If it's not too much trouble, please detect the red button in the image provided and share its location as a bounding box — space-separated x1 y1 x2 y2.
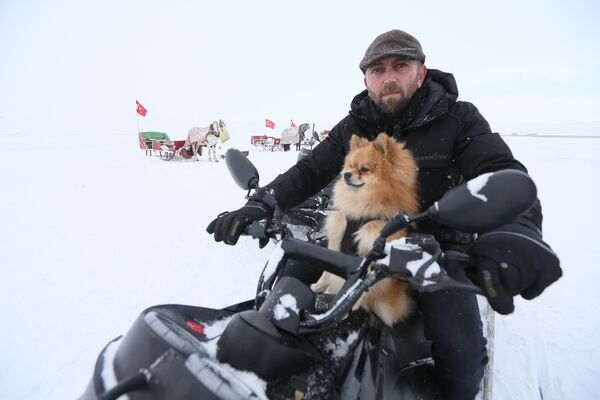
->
186 320 205 334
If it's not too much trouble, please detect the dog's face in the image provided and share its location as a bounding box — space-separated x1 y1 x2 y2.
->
341 133 413 191
341 149 380 190
333 133 419 217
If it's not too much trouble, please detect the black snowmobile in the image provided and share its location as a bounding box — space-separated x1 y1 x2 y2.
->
80 149 537 400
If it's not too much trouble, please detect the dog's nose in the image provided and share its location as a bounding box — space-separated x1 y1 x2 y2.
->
344 172 352 181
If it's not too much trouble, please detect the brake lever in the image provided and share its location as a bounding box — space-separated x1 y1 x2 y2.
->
414 273 484 295
379 262 484 295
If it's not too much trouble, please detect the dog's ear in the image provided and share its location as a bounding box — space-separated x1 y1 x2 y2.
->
373 133 394 159
350 135 368 150
378 136 416 176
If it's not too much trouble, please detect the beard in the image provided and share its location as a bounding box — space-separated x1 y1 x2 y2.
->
370 80 419 117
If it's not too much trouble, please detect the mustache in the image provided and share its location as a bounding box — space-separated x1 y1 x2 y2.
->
381 84 403 96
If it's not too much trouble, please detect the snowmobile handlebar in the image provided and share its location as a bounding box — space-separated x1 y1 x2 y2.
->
226 150 537 331
280 238 364 279
242 218 484 333
293 234 483 333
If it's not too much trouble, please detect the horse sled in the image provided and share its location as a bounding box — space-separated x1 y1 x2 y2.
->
138 131 186 160
138 120 230 162
250 135 281 151
250 124 315 152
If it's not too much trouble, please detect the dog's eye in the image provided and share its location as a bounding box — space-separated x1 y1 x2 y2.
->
360 166 370 174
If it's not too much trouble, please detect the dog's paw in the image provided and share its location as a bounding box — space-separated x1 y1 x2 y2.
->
311 273 329 293
311 272 345 295
311 282 326 293
326 274 345 294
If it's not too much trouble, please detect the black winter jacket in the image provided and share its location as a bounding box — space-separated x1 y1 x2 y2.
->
267 69 543 245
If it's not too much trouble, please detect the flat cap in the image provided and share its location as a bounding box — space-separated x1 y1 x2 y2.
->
359 29 426 73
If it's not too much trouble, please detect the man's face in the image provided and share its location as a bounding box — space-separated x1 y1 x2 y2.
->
364 57 427 116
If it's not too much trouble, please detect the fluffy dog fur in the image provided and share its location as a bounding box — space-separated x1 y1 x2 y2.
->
311 133 419 326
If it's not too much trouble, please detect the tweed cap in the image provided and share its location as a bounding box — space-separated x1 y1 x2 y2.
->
359 29 426 73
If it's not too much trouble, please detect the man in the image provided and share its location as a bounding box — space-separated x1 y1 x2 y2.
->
207 29 561 399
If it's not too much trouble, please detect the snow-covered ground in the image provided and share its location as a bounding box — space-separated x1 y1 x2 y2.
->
1 133 599 399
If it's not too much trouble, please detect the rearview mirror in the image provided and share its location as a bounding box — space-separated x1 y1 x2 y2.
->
427 169 537 232
225 149 260 190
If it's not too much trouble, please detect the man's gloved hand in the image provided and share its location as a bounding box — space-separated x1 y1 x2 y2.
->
206 189 274 247
468 224 562 315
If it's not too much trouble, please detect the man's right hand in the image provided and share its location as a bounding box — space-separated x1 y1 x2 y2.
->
468 224 562 315
206 199 272 246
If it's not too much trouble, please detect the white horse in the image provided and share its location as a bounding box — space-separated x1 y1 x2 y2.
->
205 119 228 162
205 122 220 162
181 120 227 162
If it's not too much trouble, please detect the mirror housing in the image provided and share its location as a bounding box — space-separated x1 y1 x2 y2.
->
427 169 537 233
225 149 260 190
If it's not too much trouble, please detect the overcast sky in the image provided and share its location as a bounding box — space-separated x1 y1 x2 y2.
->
1 0 599 137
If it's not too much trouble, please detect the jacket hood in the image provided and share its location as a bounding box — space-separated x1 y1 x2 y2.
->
349 68 459 129
427 69 458 102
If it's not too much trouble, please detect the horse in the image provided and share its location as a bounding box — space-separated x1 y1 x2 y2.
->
205 121 221 162
180 126 208 161
205 119 230 162
180 119 228 162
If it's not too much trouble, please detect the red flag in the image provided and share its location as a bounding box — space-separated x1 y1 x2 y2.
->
265 118 275 129
290 119 297 128
136 100 147 117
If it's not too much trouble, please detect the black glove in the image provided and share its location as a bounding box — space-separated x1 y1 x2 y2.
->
468 224 562 315
206 190 274 247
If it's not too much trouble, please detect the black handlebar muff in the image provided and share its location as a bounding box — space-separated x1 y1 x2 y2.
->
281 238 363 279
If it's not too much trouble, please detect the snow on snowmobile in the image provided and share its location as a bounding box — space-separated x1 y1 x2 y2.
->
80 149 538 400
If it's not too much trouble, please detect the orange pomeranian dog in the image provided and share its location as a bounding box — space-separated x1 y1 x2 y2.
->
311 133 419 326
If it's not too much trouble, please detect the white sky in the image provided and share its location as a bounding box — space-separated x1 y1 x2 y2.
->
1 0 599 136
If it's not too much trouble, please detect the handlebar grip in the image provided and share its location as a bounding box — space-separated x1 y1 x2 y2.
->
437 250 483 295
281 238 363 279
244 220 268 239
444 250 476 269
